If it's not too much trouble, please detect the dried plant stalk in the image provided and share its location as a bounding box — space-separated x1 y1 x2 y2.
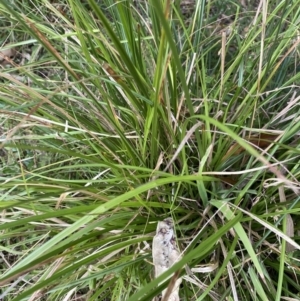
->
152 218 182 301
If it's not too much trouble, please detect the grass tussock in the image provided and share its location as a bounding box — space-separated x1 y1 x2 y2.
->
0 0 300 300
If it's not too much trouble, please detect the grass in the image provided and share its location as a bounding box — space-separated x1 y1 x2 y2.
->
0 0 300 300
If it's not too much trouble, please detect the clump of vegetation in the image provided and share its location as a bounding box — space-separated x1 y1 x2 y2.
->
0 0 299 300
